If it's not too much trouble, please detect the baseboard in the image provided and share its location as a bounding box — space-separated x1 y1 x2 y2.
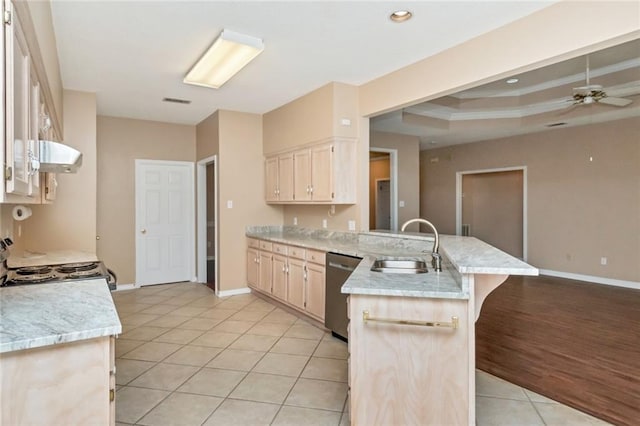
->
112 283 137 292
539 269 640 290
217 287 252 298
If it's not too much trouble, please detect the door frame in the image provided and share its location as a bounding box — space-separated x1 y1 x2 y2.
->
196 155 219 293
455 166 527 261
135 159 196 286
369 148 398 231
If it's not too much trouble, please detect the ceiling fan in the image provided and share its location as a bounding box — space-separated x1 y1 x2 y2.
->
571 56 633 107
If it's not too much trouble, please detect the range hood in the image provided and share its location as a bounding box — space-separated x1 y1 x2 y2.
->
38 140 83 173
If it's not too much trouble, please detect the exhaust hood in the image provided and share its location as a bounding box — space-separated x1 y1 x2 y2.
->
38 140 83 173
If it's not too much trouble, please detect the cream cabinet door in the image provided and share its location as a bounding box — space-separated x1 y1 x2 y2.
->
247 247 259 288
265 157 279 202
278 153 294 202
305 262 326 320
258 250 272 294
272 254 288 301
287 257 305 310
28 68 40 196
5 5 31 196
293 149 311 201
310 143 333 201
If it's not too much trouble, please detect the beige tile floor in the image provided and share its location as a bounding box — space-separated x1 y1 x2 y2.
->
112 282 611 426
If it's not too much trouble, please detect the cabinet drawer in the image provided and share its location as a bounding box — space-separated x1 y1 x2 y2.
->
259 241 273 251
288 246 306 260
306 249 325 265
247 238 260 249
273 244 288 255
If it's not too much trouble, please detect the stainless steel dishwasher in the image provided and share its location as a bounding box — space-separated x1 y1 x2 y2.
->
325 252 362 341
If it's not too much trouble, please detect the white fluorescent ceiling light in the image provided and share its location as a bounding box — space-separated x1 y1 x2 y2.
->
184 29 264 89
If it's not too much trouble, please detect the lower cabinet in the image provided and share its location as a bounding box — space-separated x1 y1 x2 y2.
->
348 294 471 425
247 238 326 323
0 335 116 425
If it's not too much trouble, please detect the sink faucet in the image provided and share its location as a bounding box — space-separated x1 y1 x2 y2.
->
400 218 442 272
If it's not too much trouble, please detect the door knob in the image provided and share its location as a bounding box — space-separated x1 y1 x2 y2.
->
141 229 147 234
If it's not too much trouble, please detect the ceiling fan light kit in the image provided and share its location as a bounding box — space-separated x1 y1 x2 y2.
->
570 55 634 107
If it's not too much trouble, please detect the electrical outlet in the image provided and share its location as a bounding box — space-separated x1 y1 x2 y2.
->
399 200 405 207
348 220 356 231
226 200 233 209
322 219 327 228
293 217 298 226
600 257 607 265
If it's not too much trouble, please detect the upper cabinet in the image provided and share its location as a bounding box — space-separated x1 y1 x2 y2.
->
265 138 356 205
2 0 63 204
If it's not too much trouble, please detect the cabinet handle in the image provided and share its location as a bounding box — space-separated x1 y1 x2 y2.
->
282 265 286 272
309 185 314 194
362 311 459 329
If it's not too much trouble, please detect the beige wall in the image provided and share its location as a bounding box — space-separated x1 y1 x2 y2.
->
370 131 420 227
264 82 360 155
197 110 283 292
17 90 97 253
369 157 389 229
96 116 196 284
420 117 640 282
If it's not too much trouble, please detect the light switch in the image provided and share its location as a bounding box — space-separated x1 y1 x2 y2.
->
399 200 405 207
227 200 233 209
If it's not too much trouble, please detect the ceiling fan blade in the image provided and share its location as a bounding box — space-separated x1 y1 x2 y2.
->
599 96 633 107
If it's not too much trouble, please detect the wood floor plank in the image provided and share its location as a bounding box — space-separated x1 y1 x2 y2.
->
476 275 640 426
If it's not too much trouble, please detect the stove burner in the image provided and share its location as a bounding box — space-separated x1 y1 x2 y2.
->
66 270 102 279
15 266 53 275
56 262 99 274
10 274 57 284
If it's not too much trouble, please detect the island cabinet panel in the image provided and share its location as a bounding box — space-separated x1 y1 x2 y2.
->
348 295 471 426
0 335 114 425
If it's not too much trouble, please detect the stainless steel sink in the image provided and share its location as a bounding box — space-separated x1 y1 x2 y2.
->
370 259 428 274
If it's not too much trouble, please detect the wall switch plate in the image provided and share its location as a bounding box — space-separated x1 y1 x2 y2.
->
348 220 356 231
322 219 327 228
293 217 298 225
340 118 351 126
600 257 607 265
399 200 405 207
226 200 233 209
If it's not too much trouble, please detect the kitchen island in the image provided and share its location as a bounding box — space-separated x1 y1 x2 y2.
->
0 279 121 425
246 226 537 425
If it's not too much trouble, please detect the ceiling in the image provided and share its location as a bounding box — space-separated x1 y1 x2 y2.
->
50 1 558 125
371 38 640 150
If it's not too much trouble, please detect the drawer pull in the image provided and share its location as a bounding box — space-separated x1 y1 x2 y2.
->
362 310 459 329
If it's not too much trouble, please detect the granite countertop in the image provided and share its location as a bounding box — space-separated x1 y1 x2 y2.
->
246 226 538 300
7 250 98 268
0 280 121 353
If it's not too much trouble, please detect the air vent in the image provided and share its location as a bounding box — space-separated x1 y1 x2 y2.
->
546 122 567 128
162 97 191 105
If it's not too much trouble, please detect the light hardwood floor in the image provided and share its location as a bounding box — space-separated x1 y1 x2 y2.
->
113 282 610 426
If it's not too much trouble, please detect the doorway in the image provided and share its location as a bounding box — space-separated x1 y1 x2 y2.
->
197 155 219 293
375 179 391 229
456 167 526 259
135 159 195 286
369 149 398 230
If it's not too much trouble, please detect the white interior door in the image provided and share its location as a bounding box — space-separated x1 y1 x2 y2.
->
136 160 195 286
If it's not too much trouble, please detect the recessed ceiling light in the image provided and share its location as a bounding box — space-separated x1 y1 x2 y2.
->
390 10 412 22
506 78 519 84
